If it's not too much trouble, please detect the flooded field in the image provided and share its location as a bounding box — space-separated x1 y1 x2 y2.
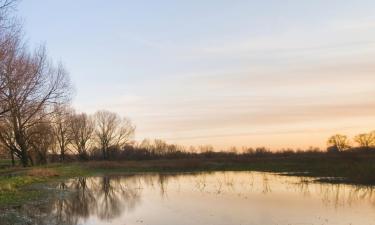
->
2 172 375 225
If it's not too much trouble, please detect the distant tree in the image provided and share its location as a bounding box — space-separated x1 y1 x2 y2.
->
188 146 197 153
229 146 238 154
244 147 255 155
69 113 94 160
198 145 214 153
139 138 152 150
94 110 135 159
255 147 270 156
327 134 351 152
354 132 375 148
153 139 168 155
52 105 74 161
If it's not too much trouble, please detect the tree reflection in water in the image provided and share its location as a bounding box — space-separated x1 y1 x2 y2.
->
18 175 142 225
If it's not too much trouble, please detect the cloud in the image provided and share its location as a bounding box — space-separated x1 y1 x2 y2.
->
71 8 375 149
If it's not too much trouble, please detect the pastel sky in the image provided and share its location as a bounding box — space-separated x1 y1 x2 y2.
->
18 1 375 150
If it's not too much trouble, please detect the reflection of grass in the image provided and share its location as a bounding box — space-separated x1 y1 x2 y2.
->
0 154 375 206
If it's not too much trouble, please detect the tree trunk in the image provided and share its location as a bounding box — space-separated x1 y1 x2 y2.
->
60 151 65 162
28 154 34 166
10 150 15 166
101 144 108 160
16 133 29 167
60 145 65 162
20 149 29 167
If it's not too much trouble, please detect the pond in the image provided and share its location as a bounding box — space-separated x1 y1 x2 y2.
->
3 172 375 225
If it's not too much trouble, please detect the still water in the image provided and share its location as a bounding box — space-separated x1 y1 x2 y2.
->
9 172 375 225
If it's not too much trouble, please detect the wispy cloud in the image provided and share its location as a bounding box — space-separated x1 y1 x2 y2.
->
32 1 375 149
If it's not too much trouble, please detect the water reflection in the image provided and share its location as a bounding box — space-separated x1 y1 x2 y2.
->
16 172 375 225
54 176 142 224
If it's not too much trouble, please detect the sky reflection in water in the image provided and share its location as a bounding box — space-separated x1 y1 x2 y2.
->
20 172 375 225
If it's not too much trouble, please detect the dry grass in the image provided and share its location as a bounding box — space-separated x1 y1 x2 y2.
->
26 168 59 177
84 159 211 171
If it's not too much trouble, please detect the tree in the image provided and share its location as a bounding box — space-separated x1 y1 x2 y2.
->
0 0 17 11
0 0 17 28
327 134 351 152
0 1 71 167
0 33 71 166
153 139 168 155
94 110 135 159
354 132 375 148
0 0 71 167
52 105 74 161
28 117 55 165
0 0 18 117
70 113 94 160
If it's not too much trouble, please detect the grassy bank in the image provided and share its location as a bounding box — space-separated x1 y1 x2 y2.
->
0 153 374 206
0 164 91 207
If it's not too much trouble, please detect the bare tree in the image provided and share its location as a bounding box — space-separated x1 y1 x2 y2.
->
0 0 19 117
0 33 71 166
0 0 17 11
327 134 351 152
354 132 375 148
0 0 17 27
70 112 94 160
94 110 135 159
52 105 74 161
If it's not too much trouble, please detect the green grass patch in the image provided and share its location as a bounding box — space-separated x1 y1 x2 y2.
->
0 190 43 206
0 175 46 207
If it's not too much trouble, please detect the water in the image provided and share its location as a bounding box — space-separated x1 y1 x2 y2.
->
7 172 375 225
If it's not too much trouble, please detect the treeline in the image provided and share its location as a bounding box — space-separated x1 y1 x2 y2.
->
108 134 375 161
327 131 375 152
0 1 135 166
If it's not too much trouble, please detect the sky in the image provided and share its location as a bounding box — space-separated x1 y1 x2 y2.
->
18 0 375 150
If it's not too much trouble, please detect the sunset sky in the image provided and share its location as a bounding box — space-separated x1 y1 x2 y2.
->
19 1 375 150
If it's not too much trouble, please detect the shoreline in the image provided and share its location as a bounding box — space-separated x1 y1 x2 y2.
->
1 155 375 207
